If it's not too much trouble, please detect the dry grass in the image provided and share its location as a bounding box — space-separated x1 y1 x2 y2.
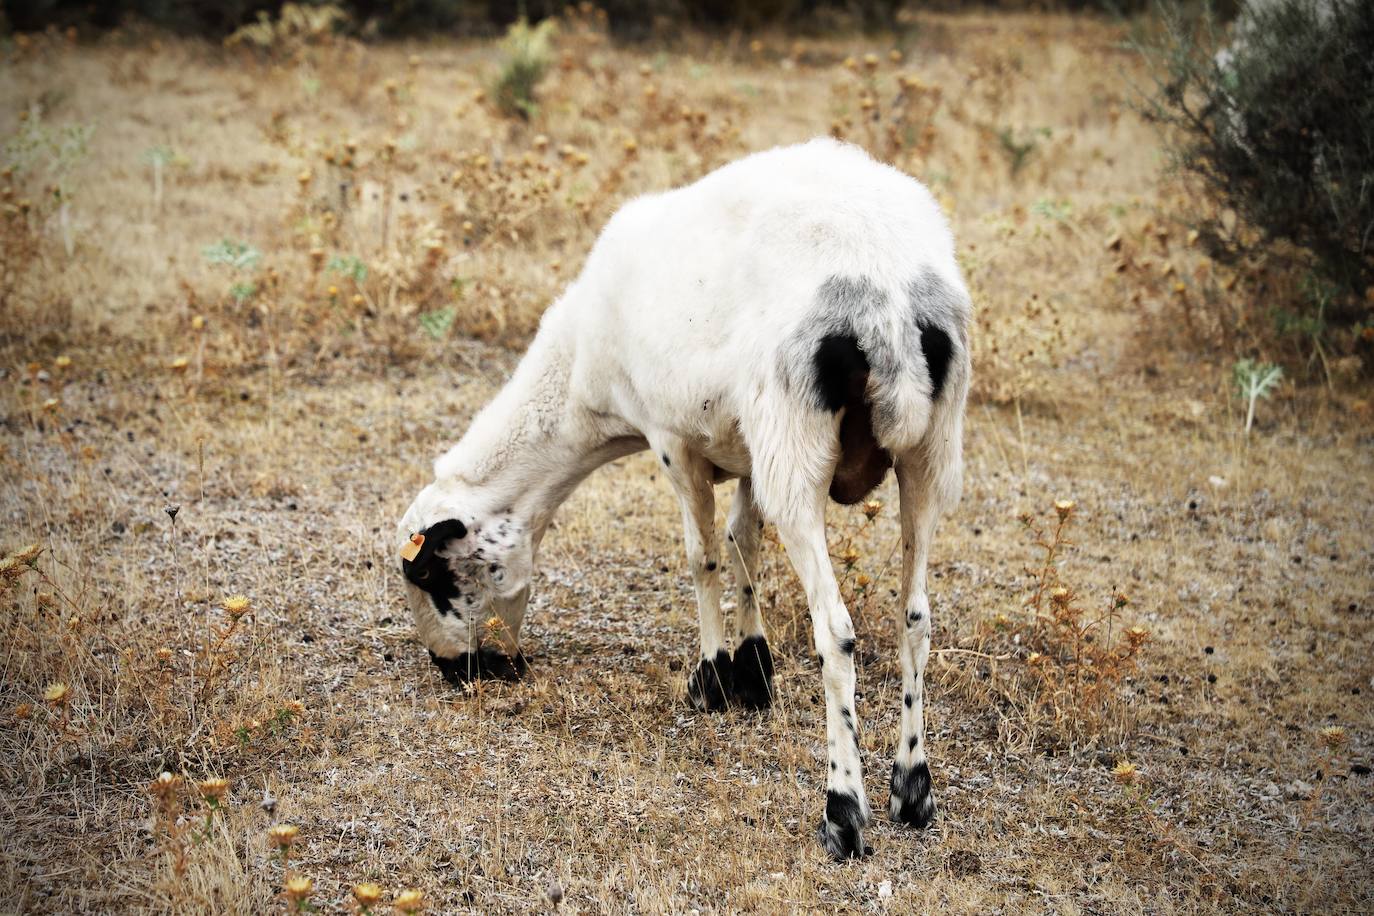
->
2 11 1372 914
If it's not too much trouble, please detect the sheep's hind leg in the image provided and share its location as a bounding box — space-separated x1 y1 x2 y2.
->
658 442 733 712
726 478 774 710
888 455 940 827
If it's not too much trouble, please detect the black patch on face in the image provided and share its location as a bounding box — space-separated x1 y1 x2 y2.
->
918 319 953 401
838 637 855 656
889 759 936 828
402 518 469 615
686 650 734 712
429 646 528 686
729 634 774 710
812 334 870 414
661 453 671 467
818 790 871 860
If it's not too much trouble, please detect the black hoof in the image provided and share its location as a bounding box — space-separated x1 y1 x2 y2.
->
429 647 528 686
889 759 936 827
729 635 775 710
817 790 871 860
686 650 733 712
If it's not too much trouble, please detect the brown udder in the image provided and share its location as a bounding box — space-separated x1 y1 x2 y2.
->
828 371 893 505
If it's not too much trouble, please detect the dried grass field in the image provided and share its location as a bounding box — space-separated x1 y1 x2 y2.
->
2 10 1372 914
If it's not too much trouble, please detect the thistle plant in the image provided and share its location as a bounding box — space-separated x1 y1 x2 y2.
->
1232 358 1283 435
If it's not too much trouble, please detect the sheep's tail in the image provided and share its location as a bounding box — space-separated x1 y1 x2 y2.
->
790 269 970 507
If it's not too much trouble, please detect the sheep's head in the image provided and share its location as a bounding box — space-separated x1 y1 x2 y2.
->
398 481 533 685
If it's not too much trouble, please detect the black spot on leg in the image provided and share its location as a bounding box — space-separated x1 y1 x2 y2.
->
839 637 855 656
907 610 923 625
908 736 919 752
729 635 774 710
830 761 837 771
705 560 717 572
686 650 734 712
743 585 754 598
904 693 913 708
818 790 870 860
889 759 935 828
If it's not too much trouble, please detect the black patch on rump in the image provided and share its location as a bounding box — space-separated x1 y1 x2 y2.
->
401 518 469 616
919 319 953 401
730 634 775 710
889 759 936 828
429 647 529 686
687 649 734 712
812 332 892 505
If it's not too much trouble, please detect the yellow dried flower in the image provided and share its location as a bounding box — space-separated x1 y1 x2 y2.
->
284 875 314 900
155 646 173 663
269 823 300 848
1050 586 1071 608
199 777 230 800
222 594 251 619
1053 499 1076 520
53 355 72 370
841 546 860 567
1319 725 1348 750
353 883 384 906
1111 759 1137 784
12 543 43 567
42 397 61 411
862 499 882 520
43 682 69 705
394 889 425 913
15 702 33 720
169 357 189 373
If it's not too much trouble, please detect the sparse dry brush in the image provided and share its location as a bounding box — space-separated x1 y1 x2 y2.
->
1 10 1370 913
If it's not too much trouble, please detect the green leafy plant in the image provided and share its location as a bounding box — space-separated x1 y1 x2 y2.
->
327 254 368 283
202 239 261 271
1233 358 1283 434
419 306 456 340
998 126 1050 177
492 18 557 120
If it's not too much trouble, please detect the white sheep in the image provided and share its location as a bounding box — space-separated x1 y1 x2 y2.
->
398 137 971 860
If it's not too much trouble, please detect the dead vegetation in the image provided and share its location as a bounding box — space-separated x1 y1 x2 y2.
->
1 9 1371 914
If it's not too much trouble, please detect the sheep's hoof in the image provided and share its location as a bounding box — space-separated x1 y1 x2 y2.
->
817 790 871 861
429 648 528 686
729 635 775 710
686 650 733 712
889 759 937 827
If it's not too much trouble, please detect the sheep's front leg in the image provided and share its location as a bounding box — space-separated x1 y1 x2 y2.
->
727 478 773 709
775 510 870 860
889 457 940 827
659 444 732 711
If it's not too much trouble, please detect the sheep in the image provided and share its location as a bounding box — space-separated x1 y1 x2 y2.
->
397 137 971 860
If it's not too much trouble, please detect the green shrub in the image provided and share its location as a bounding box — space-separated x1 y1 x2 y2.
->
492 18 556 121
1140 0 1374 328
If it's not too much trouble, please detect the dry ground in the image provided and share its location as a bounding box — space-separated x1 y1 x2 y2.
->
2 11 1372 915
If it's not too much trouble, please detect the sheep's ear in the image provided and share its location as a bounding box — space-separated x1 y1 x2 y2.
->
401 519 467 588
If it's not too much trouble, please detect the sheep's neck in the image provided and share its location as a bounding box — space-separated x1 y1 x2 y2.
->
445 320 642 535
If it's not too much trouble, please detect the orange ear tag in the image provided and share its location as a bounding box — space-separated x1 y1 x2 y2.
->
400 532 425 562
